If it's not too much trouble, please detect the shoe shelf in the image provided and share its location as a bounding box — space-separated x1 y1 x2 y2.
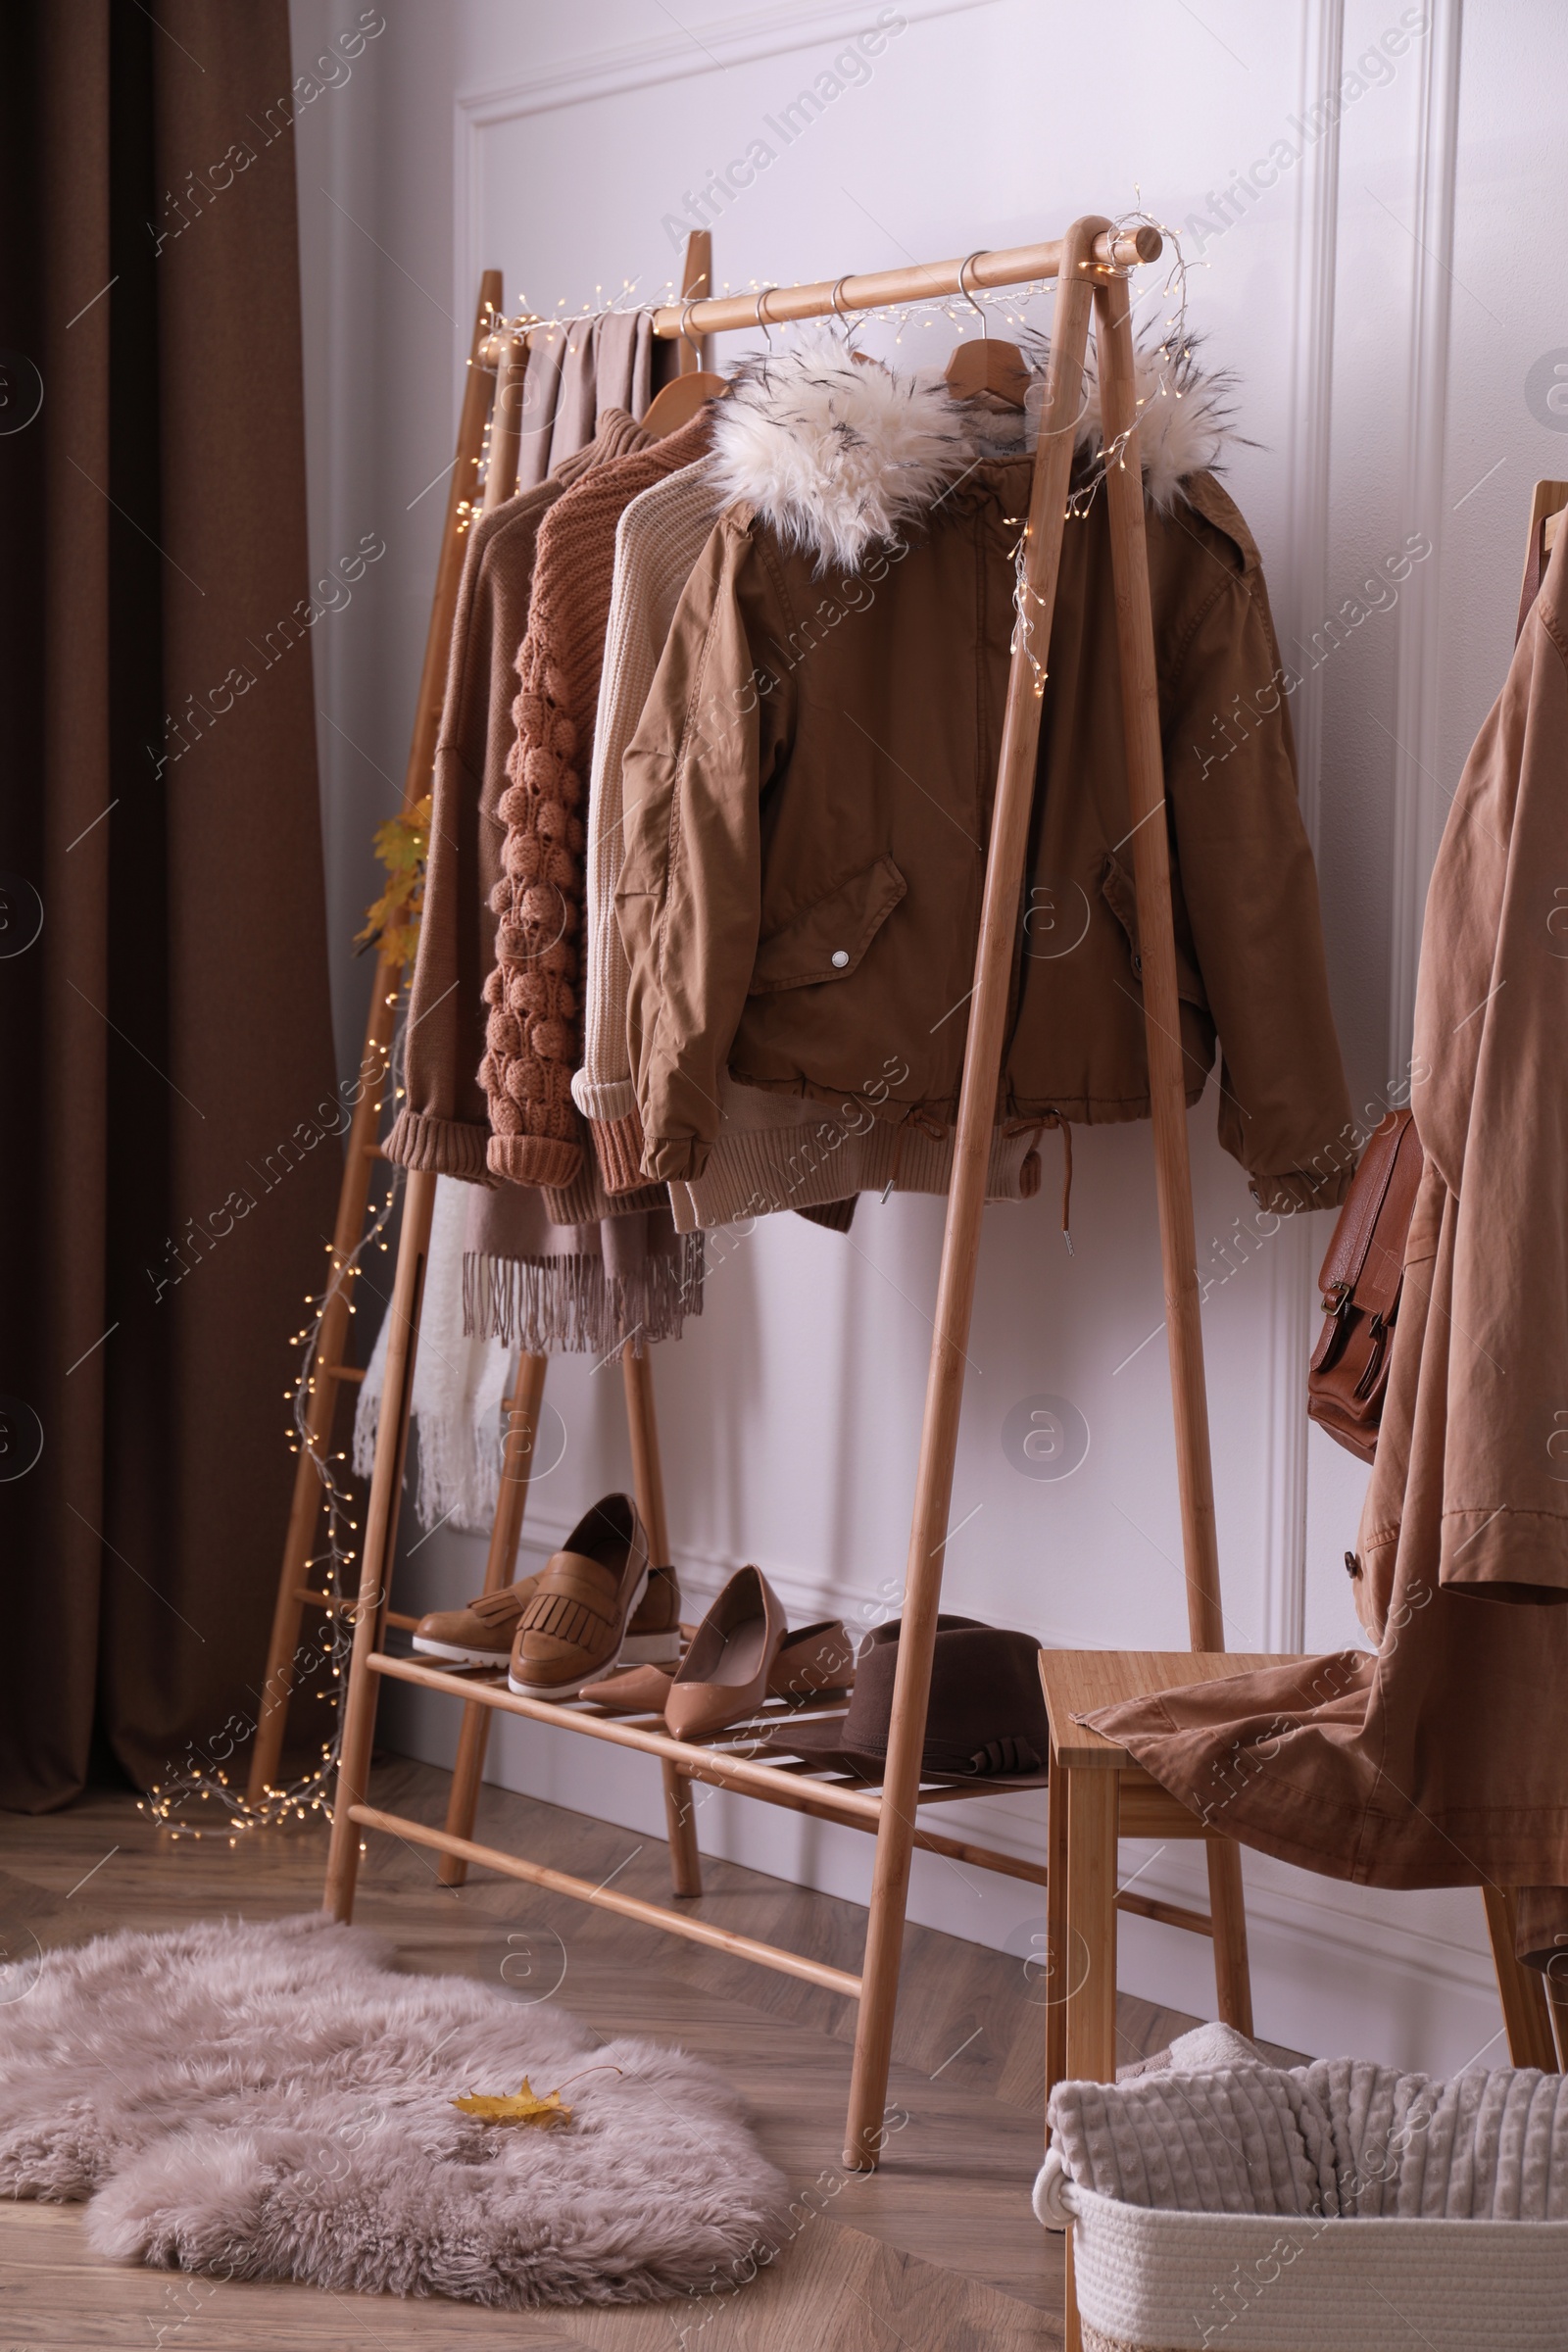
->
354 1644 1200 1996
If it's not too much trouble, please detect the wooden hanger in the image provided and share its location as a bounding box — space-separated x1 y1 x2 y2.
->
639 364 725 437
1516 477 1568 640
642 231 727 437
944 250 1029 409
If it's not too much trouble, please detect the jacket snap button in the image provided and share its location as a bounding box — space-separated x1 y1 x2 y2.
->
831 950 850 969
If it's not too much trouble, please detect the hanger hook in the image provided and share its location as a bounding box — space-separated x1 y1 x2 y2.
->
754 285 780 349
828 274 862 352
957 250 991 341
677 298 704 364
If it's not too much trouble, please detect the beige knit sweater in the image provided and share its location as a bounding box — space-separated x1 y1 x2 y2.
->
571 457 728 1192
481 409 713 1189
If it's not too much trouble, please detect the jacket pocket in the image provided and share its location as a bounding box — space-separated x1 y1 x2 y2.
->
750 855 906 994
1099 851 1207 1009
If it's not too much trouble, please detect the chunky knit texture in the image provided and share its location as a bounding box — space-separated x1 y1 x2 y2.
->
482 410 714 1188
386 411 649 1182
571 457 728 1192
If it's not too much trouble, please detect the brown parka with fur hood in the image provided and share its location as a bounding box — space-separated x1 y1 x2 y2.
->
615 338 1353 1215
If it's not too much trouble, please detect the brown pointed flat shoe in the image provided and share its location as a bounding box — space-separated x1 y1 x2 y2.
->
579 1663 675 1715
665 1567 787 1741
767 1620 856 1701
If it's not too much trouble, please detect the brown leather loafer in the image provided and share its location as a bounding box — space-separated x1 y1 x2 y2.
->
412 1575 541 1667
508 1494 649 1700
665 1567 787 1741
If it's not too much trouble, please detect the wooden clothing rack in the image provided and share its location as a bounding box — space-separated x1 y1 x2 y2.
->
319 215 1259 2173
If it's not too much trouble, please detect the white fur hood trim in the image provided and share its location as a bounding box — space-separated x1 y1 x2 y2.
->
708 332 978 574
707 332 1236 570
1069 337 1236 512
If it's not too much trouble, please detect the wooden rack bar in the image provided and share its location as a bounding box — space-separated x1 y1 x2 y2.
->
476 226 1159 368
646 226 1160 338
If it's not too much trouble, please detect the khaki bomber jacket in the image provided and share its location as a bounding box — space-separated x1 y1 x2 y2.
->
616 441 1354 1216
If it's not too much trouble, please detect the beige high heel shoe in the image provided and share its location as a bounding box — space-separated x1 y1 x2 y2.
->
664 1567 787 1740
583 1616 856 1718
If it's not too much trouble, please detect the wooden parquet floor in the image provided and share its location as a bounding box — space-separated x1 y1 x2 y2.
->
0 1755 1287 2348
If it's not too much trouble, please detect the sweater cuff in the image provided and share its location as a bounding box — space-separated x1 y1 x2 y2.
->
487 1134 584 1189
1250 1164 1355 1216
640 1134 712 1183
570 1070 638 1123
591 1106 649 1195
385 1108 492 1182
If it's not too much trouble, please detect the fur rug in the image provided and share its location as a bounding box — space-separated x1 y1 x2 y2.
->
0 1912 790 2308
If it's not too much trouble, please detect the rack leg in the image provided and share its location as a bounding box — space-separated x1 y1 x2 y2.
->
438 1352 548 1887
1044 1762 1070 2114
662 1761 703 1897
1092 269 1254 2027
323 1170 437 1921
622 1347 696 1896
841 224 1103 2175
620 1342 671 1568
249 987 398 1801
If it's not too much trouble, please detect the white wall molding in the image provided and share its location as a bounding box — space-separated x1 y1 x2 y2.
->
1261 0 1345 1651
1386 0 1463 1073
456 0 1004 125
452 0 1003 331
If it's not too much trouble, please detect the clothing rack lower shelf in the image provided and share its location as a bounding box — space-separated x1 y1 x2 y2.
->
358 1650 1212 1979
347 1802 863 1996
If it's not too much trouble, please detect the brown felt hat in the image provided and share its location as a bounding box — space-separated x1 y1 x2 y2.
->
759 1613 1049 1781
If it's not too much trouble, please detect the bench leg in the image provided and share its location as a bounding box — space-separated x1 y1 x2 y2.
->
1484 1886 1560 2071
1206 1839 1254 2035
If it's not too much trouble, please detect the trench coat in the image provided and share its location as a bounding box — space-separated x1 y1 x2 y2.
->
1088 517 1568 1967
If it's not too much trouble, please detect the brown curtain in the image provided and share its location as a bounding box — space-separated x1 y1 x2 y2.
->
0 3 340 1807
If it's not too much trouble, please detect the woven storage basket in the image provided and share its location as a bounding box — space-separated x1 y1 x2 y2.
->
1069 2185 1568 2351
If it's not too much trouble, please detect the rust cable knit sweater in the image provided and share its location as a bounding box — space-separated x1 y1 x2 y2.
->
481 409 714 1188
386 411 650 1179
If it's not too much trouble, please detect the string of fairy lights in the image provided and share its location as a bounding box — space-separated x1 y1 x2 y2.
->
1010 212 1194 696
138 1004 412 1843
140 212 1186 1850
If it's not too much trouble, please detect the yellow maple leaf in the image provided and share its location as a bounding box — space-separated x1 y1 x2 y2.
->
452 2077 571 2129
355 793 433 970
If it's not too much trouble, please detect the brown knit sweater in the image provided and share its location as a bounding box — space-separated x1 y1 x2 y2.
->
386 410 651 1179
481 409 714 1187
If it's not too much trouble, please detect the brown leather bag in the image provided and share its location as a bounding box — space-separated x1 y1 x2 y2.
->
1306 1108 1424 1462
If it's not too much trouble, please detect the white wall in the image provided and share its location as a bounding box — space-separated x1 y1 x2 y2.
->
288 0 1565 2075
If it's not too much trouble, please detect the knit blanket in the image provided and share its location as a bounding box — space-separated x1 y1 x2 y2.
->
1037 2024 1568 2227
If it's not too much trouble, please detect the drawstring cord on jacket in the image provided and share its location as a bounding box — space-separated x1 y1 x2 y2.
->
1005 1111 1073 1251
882 1104 950 1201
